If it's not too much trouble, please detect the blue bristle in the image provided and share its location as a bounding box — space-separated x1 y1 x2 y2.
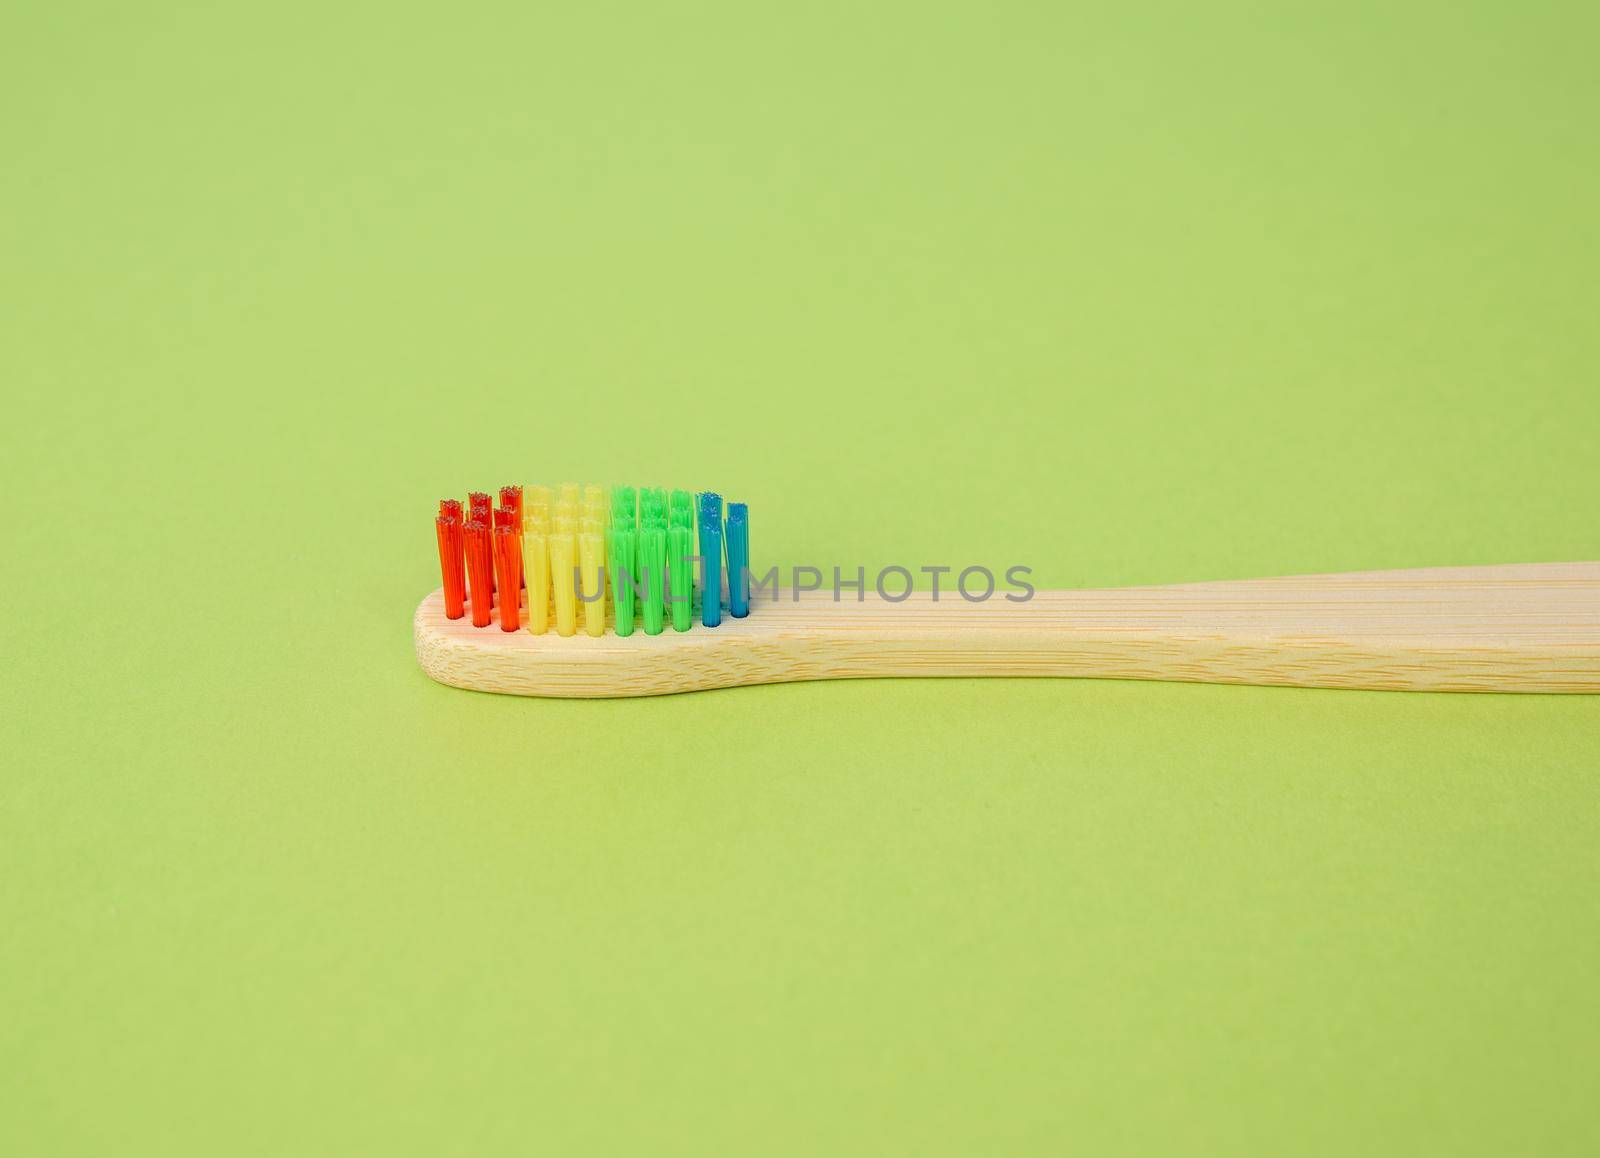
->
698 492 723 627
725 503 749 618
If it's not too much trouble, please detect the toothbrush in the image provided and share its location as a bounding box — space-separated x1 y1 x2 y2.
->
418 485 1600 697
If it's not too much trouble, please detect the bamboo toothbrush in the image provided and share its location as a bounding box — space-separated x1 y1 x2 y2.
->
416 484 1600 697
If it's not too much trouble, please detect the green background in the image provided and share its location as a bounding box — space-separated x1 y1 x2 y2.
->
4 1 1598 1153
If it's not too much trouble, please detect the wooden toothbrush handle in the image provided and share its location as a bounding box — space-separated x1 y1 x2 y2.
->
766 561 1600 694
414 562 1600 696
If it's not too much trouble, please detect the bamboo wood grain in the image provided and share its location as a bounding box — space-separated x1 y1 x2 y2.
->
414 562 1600 697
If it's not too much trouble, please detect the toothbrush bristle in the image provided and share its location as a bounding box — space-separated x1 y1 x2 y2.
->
726 503 750 618
640 487 666 529
491 524 522 632
499 486 523 532
435 514 466 620
467 493 494 596
640 526 667 635
669 490 693 531
667 524 693 631
525 486 550 528
463 520 493 628
579 530 606 637
435 482 749 637
698 493 723 628
611 486 636 527
608 523 637 637
524 525 549 635
549 530 577 637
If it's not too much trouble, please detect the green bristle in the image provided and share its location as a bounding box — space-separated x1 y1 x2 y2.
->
667 525 692 631
669 489 694 531
611 486 636 528
640 487 667 529
640 526 667 635
608 526 638 636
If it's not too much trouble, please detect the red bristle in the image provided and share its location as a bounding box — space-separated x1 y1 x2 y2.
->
492 525 523 632
500 487 526 590
499 486 523 532
435 516 466 620
435 499 467 614
493 506 514 530
463 520 494 627
468 493 495 592
511 532 525 615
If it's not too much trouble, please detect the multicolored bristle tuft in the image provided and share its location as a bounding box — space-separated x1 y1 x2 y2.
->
434 483 752 637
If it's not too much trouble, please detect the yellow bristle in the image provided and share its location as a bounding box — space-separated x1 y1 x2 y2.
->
579 531 606 637
551 483 579 535
523 530 549 634
549 532 578 637
524 485 551 531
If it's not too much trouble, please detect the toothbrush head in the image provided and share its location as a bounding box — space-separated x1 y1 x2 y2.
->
432 483 750 639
